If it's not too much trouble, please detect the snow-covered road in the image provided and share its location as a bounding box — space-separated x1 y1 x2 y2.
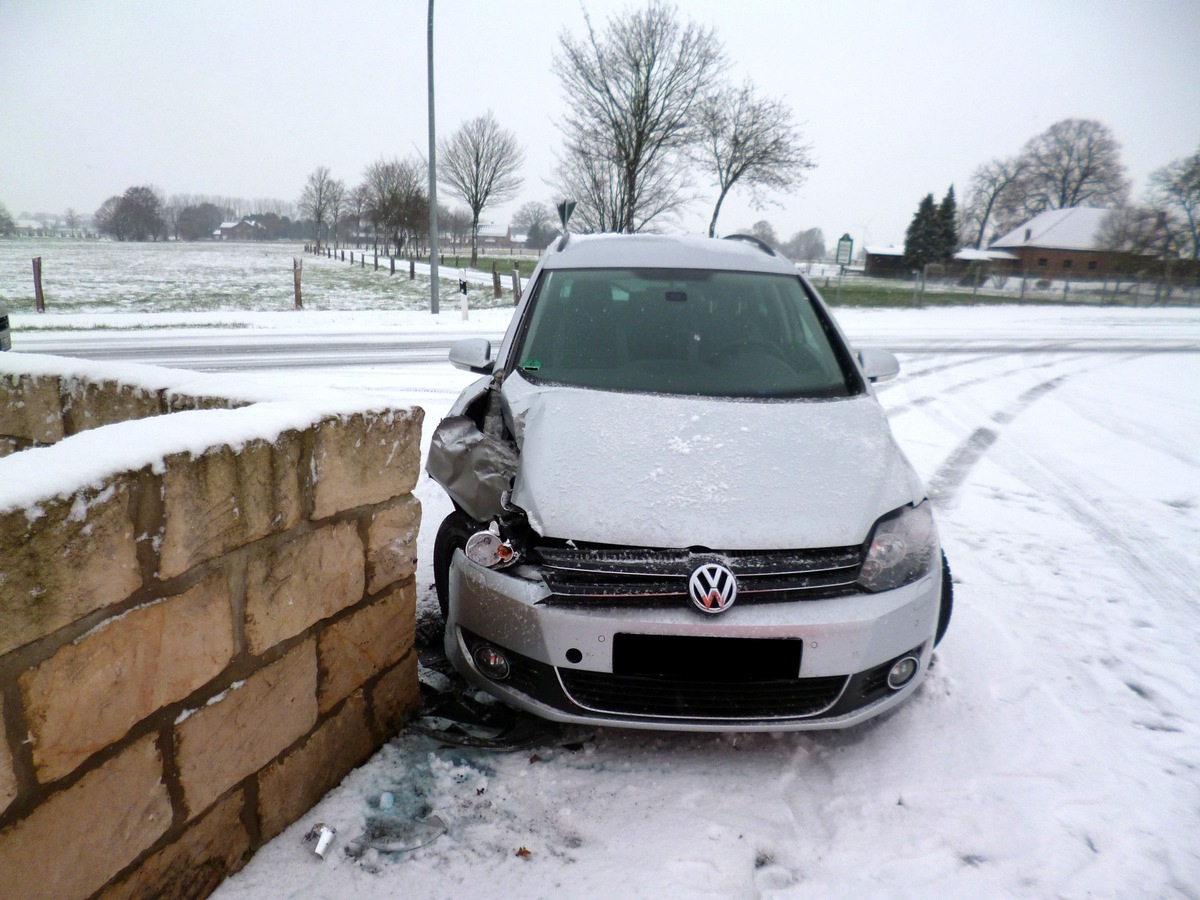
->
14 302 1197 897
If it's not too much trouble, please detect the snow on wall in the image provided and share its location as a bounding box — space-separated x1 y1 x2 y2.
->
0 353 424 900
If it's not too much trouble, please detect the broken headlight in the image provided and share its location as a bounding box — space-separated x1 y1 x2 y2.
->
464 497 529 570
857 502 937 592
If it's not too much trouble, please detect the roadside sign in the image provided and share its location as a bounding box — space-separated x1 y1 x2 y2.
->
836 233 854 266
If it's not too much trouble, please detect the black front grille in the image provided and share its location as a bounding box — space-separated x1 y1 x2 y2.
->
534 541 863 606
559 669 847 720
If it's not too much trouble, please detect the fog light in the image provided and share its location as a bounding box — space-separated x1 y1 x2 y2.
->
472 644 511 681
886 655 919 690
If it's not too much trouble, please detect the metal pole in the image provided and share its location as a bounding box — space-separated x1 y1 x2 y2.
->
427 0 439 314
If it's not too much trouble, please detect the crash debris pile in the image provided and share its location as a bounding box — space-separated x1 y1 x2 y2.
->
0 355 425 899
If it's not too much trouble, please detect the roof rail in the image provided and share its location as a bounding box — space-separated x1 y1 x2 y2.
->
722 234 776 256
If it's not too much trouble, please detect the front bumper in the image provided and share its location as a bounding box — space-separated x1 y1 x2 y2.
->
444 551 941 732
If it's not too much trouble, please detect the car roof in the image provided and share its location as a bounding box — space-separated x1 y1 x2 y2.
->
538 233 800 275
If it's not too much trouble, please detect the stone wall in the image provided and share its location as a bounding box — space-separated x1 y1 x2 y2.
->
0 356 423 899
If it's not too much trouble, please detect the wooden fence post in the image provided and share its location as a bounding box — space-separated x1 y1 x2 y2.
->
409 259 415 280
390 256 395 275
293 258 303 310
493 269 502 300
33 257 46 312
511 266 522 304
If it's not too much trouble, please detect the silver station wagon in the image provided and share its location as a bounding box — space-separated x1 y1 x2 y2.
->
428 233 951 732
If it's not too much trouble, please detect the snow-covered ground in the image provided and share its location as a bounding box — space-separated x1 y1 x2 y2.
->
7 280 1200 896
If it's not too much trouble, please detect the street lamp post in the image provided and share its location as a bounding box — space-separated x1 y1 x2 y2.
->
427 0 439 314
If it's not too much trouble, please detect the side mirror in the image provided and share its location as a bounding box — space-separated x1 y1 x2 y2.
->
856 348 900 383
448 338 494 374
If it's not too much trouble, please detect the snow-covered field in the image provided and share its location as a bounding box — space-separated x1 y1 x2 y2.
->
5 244 1199 897
0 239 517 314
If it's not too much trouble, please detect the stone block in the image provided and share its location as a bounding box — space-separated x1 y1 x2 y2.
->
0 735 171 900
175 640 317 817
21 572 234 783
63 379 164 435
159 434 303 579
0 436 19 458
100 790 250 900
366 494 422 593
369 651 420 738
257 692 374 842
0 693 16 817
165 393 240 413
244 520 365 655
0 372 65 444
310 408 424 520
0 480 141 657
317 581 415 713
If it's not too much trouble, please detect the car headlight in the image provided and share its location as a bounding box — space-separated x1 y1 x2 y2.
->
857 502 937 592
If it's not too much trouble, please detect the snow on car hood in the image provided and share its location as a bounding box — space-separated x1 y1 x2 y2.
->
504 376 922 550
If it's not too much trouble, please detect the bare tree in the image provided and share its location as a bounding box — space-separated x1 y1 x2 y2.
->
1097 204 1173 258
327 178 346 249
1148 148 1200 260
363 156 429 257
697 80 814 237
783 227 825 262
962 156 1027 248
299 165 335 250
511 200 552 233
440 206 473 253
95 186 165 241
438 110 524 265
554 0 725 233
348 184 370 247
1011 118 1129 219
740 220 778 248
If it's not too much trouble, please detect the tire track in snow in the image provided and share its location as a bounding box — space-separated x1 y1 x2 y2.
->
917 351 1134 506
883 354 1072 418
922 351 1197 602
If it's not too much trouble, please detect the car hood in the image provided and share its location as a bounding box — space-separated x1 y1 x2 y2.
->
504 376 922 550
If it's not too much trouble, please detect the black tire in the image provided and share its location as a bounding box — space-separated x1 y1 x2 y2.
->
935 551 953 647
433 511 477 620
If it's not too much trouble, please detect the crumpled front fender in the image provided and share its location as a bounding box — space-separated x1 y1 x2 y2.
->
426 415 519 523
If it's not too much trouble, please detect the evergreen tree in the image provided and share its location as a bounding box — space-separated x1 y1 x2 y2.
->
903 193 939 270
937 185 959 258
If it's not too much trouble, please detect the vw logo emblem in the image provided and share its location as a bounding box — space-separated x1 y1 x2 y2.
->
688 562 738 615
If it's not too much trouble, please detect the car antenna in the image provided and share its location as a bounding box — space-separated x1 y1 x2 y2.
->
555 200 577 251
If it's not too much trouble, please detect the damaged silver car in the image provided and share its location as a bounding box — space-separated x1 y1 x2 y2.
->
428 233 951 732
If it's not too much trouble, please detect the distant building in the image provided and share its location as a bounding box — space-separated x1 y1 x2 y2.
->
863 245 1017 279
216 219 266 241
474 224 526 252
988 207 1120 276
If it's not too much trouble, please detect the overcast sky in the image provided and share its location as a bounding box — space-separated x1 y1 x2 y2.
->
2 0 1198 247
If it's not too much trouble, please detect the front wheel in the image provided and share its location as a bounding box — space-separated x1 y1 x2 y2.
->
935 551 953 647
433 511 477 620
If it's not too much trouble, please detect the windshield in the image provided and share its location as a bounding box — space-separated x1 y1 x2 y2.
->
511 268 860 398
